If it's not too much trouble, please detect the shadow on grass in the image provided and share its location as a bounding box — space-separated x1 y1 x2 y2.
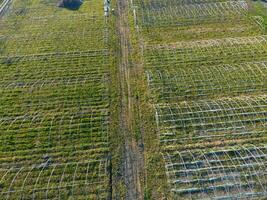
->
57 0 83 10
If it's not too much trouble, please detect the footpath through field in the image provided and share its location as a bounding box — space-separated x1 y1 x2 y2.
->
117 0 143 199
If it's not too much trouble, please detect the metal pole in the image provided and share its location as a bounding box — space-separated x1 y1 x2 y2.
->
104 0 110 17
0 0 13 16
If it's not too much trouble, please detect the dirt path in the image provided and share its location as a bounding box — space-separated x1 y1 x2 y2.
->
116 0 143 199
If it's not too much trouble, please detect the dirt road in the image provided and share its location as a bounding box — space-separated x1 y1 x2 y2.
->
116 0 143 199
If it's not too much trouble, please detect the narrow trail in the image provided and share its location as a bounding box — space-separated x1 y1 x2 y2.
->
117 0 143 199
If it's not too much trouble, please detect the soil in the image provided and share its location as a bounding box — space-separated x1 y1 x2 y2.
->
116 0 144 199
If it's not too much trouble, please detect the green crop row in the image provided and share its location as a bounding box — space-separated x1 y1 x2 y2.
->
0 15 107 56
155 95 267 150
135 0 248 27
134 0 234 7
147 61 267 102
145 35 267 68
141 16 265 44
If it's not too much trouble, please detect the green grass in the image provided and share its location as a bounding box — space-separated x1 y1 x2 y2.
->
130 0 267 199
135 0 266 44
147 61 267 102
142 17 264 44
0 0 115 199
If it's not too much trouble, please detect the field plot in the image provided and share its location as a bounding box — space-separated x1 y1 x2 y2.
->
164 146 267 199
134 0 265 43
0 7 107 56
0 0 112 199
132 0 267 198
145 36 267 68
147 61 267 102
155 96 267 149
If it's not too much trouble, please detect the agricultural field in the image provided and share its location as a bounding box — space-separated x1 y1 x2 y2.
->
131 0 267 199
0 0 266 199
0 0 114 199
